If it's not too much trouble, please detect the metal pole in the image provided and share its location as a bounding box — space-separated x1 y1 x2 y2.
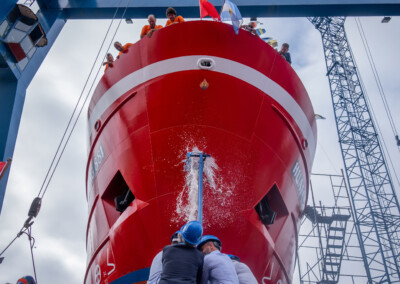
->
185 152 210 225
198 153 204 224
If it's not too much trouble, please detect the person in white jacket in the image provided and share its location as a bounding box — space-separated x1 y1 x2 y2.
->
228 255 257 284
197 235 239 284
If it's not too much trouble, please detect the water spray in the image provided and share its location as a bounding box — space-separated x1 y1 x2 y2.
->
185 152 211 224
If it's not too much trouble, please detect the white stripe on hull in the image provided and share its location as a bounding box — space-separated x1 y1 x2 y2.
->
88 55 316 163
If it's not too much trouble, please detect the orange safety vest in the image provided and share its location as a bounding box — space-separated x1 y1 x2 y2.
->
140 25 163 37
165 16 185 27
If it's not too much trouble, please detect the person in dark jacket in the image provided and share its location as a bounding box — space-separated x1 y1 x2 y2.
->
279 43 292 64
159 221 204 284
148 231 181 284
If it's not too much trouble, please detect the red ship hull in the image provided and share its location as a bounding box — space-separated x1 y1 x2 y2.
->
85 21 317 284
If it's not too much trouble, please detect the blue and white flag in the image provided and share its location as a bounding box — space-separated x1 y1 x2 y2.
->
220 0 243 34
256 28 266 36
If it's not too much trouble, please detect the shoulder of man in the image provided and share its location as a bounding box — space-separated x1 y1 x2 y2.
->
177 15 185 22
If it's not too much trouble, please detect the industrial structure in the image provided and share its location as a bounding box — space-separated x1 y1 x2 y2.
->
306 16 400 283
298 172 368 283
1 0 400 283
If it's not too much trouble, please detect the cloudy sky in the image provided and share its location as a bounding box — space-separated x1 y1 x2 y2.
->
0 12 399 284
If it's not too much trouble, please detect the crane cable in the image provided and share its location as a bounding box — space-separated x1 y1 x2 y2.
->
351 17 400 187
0 0 132 281
354 17 400 147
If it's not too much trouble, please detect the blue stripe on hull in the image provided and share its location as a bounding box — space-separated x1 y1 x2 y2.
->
110 268 150 284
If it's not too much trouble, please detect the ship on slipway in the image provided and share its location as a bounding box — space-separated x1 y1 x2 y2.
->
84 20 317 284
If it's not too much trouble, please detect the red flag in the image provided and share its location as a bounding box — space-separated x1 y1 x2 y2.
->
199 0 221 21
0 158 11 180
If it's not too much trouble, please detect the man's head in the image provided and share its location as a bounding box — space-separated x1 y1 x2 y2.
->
106 53 114 61
171 230 181 244
166 7 177 22
197 235 222 255
280 43 289 54
249 22 256 28
148 14 156 29
114 41 123 51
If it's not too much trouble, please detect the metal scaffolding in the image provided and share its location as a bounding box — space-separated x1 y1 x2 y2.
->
307 17 400 283
298 172 369 284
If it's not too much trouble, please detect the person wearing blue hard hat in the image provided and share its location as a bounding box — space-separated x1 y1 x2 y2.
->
180 220 203 245
197 235 239 284
228 255 258 284
159 221 204 284
148 230 181 284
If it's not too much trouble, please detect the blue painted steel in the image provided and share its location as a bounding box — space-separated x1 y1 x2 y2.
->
109 267 150 284
36 0 400 18
309 16 400 283
0 5 66 213
0 0 17 21
185 152 210 224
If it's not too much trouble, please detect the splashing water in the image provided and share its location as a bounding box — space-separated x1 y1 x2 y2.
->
175 147 219 223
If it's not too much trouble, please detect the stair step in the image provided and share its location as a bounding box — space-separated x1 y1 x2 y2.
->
329 227 345 232
327 244 343 249
325 262 340 266
325 253 342 257
323 270 340 274
327 235 344 240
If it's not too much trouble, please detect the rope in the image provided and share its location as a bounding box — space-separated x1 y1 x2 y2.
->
23 227 38 283
0 0 133 273
37 0 125 199
40 0 132 199
354 18 399 143
0 226 24 257
348 18 400 187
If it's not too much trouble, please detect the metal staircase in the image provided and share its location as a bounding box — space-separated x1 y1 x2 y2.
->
304 205 350 283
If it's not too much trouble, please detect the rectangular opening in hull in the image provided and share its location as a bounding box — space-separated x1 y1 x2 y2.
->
102 171 135 227
255 184 289 238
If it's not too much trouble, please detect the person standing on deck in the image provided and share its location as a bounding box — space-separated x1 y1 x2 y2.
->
159 221 204 284
165 7 185 26
279 43 292 65
103 53 114 71
140 14 163 38
114 41 133 59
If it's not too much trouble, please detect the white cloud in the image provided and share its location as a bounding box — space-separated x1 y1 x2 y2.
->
1 15 399 283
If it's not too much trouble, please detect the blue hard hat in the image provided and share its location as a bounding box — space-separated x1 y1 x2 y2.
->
197 235 221 250
228 254 240 261
180 221 203 245
171 230 181 242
